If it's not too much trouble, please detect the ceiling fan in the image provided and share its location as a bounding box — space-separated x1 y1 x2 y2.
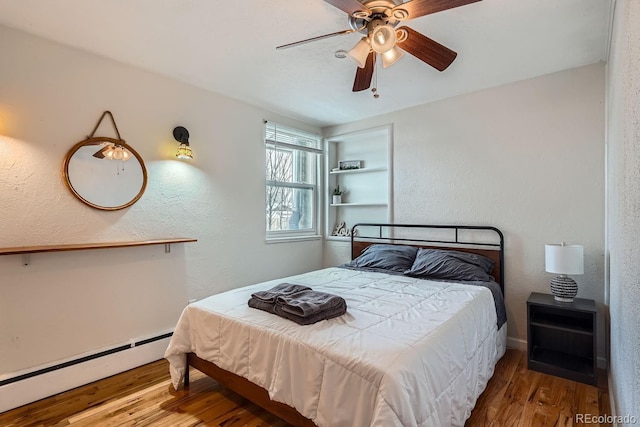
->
276 0 481 94
92 143 132 161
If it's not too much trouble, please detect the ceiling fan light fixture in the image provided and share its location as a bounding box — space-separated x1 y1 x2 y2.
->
277 0 470 94
370 24 396 53
103 145 115 160
113 147 124 160
381 46 404 68
348 37 371 68
99 143 132 161
113 145 131 161
392 8 409 21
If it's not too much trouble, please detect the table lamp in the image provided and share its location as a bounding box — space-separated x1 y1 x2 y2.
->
545 242 584 302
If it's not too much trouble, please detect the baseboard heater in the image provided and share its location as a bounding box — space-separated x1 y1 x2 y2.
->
0 332 172 387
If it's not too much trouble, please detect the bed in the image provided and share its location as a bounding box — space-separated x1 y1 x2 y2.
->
165 224 507 426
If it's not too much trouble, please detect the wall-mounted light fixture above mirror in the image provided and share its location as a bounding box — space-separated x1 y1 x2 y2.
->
63 111 147 211
173 126 193 160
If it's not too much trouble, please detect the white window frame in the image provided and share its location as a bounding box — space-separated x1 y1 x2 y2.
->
265 121 323 242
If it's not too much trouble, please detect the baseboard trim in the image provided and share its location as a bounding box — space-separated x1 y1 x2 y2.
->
0 332 172 413
506 336 527 350
597 356 607 370
608 370 618 426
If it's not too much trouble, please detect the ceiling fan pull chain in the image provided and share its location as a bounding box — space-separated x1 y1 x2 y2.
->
372 59 380 99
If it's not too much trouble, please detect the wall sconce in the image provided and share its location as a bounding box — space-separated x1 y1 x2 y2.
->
173 126 193 160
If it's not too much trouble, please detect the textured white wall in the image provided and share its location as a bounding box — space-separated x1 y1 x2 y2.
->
606 0 640 422
324 63 606 359
0 25 323 375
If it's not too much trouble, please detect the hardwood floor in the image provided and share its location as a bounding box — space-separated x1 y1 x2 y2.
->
0 349 611 426
465 349 610 426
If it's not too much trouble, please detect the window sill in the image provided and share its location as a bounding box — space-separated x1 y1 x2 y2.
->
265 235 322 244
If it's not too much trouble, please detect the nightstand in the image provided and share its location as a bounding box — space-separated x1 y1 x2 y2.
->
527 292 597 385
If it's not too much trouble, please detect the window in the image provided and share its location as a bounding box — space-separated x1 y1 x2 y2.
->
265 122 322 239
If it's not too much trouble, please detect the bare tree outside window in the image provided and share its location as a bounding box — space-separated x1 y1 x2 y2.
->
266 147 294 231
264 122 321 238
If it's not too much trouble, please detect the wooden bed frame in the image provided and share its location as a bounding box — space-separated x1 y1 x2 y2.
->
184 223 505 426
185 353 316 426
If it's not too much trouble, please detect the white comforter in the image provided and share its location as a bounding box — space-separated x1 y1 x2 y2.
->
165 267 505 427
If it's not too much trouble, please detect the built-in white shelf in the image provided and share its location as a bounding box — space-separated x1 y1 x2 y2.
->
324 125 393 241
326 236 351 241
329 167 387 175
330 202 388 207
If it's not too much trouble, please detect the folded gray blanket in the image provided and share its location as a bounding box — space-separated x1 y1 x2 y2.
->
275 295 347 325
248 284 347 325
251 283 311 303
276 290 346 317
248 296 277 313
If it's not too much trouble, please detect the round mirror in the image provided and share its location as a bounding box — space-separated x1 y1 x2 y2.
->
63 137 147 211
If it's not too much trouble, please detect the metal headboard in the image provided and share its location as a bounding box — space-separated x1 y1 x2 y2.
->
350 223 505 294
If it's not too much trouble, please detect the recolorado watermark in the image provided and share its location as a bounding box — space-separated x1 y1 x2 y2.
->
576 413 637 424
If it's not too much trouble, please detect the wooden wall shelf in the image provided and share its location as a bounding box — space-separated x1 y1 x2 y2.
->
0 238 197 265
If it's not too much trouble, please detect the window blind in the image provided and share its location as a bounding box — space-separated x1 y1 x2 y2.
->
265 121 323 153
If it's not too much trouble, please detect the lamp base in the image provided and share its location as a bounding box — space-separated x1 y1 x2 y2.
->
550 275 577 303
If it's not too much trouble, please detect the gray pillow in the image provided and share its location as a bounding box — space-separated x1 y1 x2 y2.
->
345 244 418 273
405 248 495 282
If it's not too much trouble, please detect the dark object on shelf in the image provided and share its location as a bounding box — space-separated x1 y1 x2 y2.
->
527 292 597 385
338 160 362 170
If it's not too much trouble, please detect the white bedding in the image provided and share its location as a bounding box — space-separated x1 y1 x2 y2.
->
165 267 506 427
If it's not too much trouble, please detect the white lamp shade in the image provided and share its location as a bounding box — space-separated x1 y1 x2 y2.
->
545 244 584 275
381 46 404 68
348 38 371 68
370 24 396 53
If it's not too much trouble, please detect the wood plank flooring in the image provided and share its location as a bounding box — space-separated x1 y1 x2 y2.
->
0 349 611 426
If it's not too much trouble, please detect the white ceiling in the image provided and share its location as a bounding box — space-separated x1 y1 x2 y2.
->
0 0 612 127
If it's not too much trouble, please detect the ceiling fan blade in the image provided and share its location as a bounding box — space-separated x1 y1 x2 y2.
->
396 27 457 71
352 52 375 92
324 0 371 16
393 0 481 20
276 29 357 50
93 146 108 159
